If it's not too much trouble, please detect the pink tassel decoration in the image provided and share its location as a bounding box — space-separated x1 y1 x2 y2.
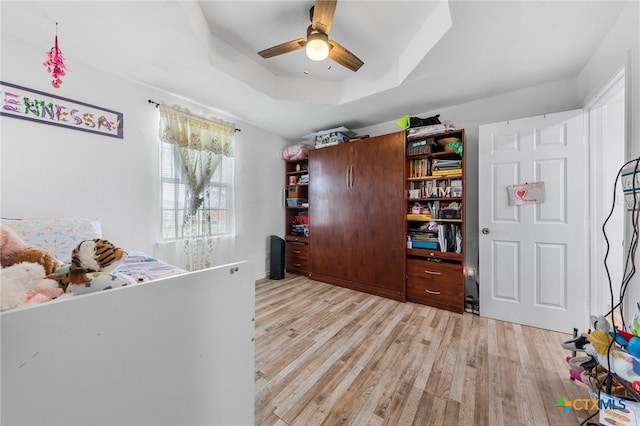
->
43 23 66 88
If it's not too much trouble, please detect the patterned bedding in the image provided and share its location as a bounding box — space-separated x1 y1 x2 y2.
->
1 217 187 311
1 217 103 263
2 217 186 282
116 251 187 282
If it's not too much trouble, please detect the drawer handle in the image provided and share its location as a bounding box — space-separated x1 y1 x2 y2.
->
294 263 301 267
293 250 301 254
425 289 441 295
424 270 441 275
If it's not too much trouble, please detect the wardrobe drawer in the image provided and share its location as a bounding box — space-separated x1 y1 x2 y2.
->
285 242 309 275
406 258 463 313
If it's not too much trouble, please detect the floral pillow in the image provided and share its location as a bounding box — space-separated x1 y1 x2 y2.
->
1 218 102 263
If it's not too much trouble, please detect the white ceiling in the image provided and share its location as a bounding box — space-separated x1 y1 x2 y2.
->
0 1 628 140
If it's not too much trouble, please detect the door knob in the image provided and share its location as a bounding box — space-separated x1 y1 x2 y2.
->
482 228 490 234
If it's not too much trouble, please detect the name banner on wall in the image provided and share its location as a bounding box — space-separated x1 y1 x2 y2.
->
0 81 124 139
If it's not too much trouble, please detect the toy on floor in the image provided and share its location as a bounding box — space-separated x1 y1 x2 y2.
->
585 315 614 356
632 303 640 337
565 355 610 390
562 333 589 352
609 326 640 359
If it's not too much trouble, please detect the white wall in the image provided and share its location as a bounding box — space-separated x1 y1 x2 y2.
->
0 35 289 279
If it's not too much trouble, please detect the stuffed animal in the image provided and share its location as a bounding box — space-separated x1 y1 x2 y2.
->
0 225 29 267
0 224 64 274
585 315 614 356
48 239 132 293
0 262 62 311
65 272 137 295
280 143 313 161
11 247 64 275
71 238 128 274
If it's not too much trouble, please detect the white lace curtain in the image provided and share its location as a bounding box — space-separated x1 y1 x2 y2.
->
159 103 235 271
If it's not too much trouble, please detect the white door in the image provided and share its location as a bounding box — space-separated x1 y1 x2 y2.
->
587 73 625 317
478 110 588 333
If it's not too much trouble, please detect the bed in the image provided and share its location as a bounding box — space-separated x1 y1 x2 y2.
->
0 218 255 426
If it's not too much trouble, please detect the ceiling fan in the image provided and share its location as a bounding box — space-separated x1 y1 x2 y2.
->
257 0 364 72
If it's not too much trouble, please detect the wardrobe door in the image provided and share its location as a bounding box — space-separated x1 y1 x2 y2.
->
348 132 405 296
309 143 352 281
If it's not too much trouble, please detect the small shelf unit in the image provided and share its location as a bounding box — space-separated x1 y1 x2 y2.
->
284 159 310 276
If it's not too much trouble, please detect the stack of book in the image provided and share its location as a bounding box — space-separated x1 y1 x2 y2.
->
408 228 439 250
432 159 462 176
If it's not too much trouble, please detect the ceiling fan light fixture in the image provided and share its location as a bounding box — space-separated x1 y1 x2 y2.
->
258 2 363 72
306 30 329 61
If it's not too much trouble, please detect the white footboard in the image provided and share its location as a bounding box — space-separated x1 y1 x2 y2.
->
1 261 255 426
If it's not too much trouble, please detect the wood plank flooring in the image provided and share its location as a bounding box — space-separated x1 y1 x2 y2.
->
255 274 593 426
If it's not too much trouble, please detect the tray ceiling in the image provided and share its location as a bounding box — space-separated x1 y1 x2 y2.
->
0 1 629 140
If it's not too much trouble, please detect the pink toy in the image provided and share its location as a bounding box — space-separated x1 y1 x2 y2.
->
280 143 313 161
0 224 28 267
0 262 61 311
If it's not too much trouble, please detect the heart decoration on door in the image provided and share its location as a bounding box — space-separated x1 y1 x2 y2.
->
507 182 546 206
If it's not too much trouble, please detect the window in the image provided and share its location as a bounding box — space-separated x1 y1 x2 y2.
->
161 141 234 240
158 104 236 245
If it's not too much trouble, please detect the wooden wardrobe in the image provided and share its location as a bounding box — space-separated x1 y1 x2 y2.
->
308 131 406 301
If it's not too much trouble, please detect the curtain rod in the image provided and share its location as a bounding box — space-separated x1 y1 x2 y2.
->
147 99 241 132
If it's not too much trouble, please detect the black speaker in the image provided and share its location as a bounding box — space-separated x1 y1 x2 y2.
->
269 235 285 280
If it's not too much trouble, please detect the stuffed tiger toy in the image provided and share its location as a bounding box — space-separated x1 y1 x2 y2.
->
48 239 129 291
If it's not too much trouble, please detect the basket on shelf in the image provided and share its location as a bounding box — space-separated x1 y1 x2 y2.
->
407 138 438 156
437 137 463 154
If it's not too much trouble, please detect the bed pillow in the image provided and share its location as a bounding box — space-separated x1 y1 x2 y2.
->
1 218 102 263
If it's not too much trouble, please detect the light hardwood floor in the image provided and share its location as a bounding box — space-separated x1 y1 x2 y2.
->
255 274 594 426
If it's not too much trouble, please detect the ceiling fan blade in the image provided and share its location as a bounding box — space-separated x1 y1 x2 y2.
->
328 40 364 72
258 38 306 59
312 0 337 35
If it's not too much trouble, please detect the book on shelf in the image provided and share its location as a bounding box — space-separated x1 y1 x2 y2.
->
432 159 461 169
431 168 462 176
410 158 432 177
410 159 463 178
407 214 432 221
410 234 438 242
436 224 462 253
451 179 463 197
